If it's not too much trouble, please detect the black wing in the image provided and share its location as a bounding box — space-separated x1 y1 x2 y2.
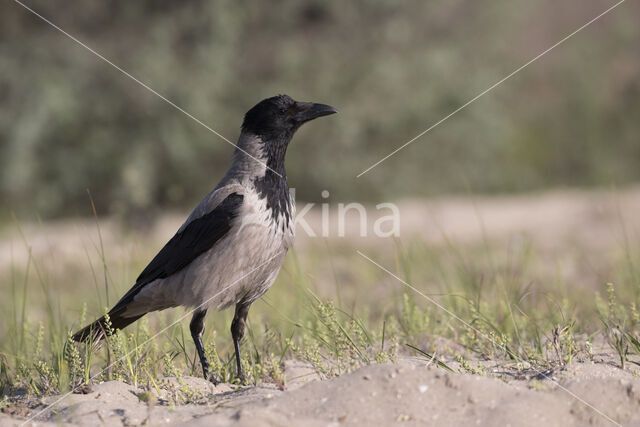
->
111 192 244 311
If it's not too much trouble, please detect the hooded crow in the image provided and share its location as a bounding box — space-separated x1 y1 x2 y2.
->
73 95 337 382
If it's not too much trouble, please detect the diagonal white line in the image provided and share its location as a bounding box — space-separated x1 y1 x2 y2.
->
11 0 281 178
356 0 627 178
356 250 621 426
21 250 286 425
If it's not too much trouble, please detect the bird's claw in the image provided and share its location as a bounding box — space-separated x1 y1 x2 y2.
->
236 373 245 385
207 373 221 385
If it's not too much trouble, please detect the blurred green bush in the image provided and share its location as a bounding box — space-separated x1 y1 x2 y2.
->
1 0 638 219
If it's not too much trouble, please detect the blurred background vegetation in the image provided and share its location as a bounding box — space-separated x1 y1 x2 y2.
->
1 0 638 220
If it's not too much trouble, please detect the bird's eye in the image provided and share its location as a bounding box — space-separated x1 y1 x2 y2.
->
278 108 287 115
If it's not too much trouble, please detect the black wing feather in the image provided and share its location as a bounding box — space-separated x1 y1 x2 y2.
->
111 192 244 311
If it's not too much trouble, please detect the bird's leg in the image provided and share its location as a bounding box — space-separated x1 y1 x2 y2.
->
190 309 214 382
230 301 251 384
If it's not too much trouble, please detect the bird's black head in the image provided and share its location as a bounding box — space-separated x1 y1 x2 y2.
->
240 95 336 224
241 94 337 142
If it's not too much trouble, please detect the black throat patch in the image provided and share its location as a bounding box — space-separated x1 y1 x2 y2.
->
253 169 291 230
252 130 293 229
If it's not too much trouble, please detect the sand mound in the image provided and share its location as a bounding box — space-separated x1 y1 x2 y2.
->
4 358 639 426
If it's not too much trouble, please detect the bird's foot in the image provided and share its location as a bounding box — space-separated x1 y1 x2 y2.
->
206 372 221 386
201 360 220 385
233 367 246 386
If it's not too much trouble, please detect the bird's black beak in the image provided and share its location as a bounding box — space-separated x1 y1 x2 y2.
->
295 102 338 123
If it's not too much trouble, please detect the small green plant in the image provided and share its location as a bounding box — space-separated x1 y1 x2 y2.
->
595 283 638 369
455 354 484 375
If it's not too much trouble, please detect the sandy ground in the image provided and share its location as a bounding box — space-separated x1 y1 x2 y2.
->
2 354 639 426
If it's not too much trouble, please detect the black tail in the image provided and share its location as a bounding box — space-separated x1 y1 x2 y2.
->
72 310 144 342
